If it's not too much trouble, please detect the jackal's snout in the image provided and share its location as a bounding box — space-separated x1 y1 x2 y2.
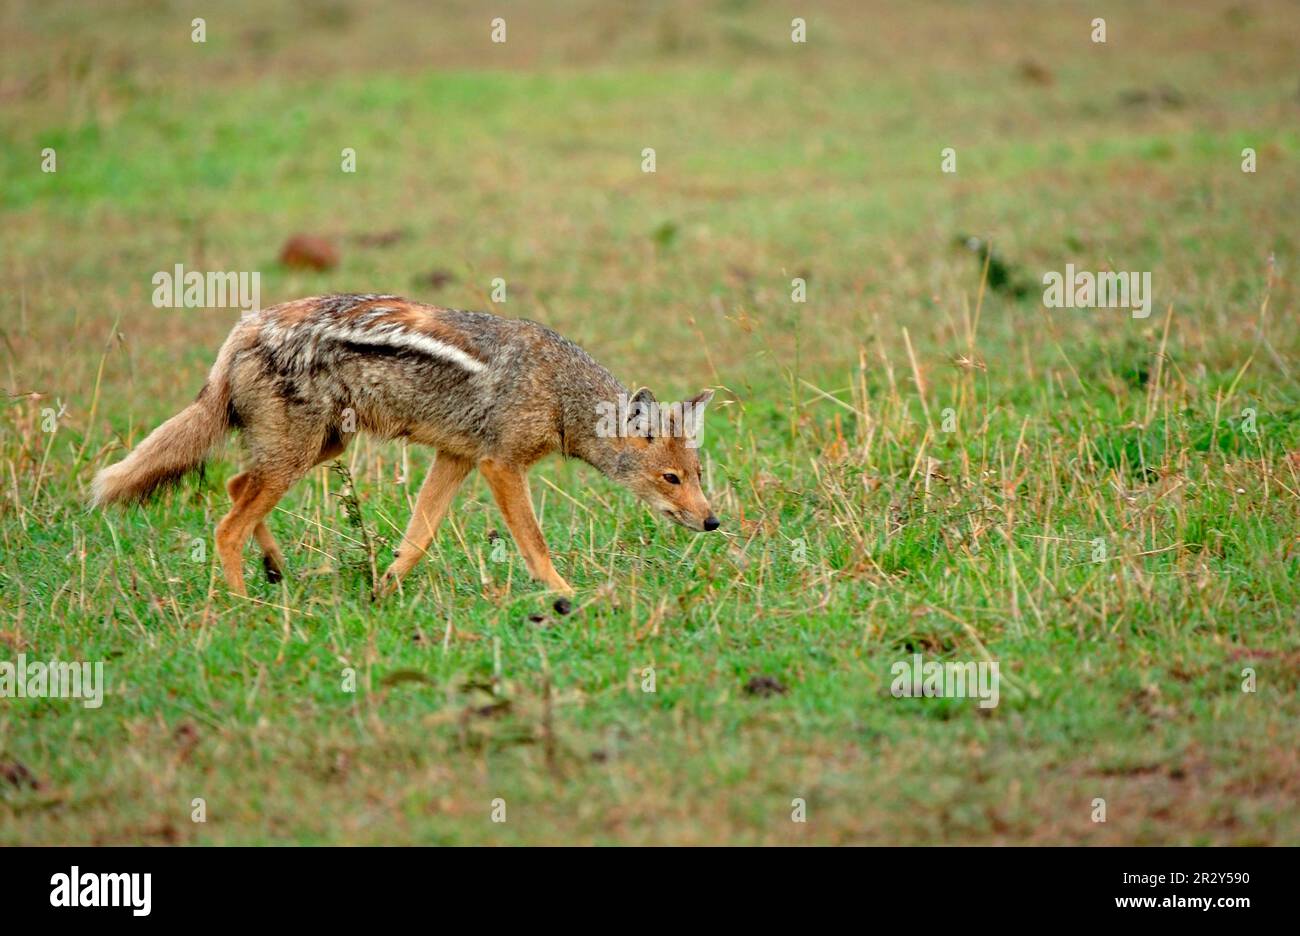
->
644 459 715 532
658 497 719 533
663 477 719 533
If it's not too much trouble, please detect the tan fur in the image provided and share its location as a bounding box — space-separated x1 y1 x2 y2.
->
478 459 572 593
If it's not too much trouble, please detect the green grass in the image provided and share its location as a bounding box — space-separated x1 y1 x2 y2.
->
2 0 1299 844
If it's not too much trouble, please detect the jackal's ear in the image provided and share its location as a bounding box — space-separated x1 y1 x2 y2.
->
674 389 714 443
688 389 715 410
630 386 657 408
627 387 657 440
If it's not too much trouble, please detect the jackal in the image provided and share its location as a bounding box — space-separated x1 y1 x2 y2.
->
92 295 719 597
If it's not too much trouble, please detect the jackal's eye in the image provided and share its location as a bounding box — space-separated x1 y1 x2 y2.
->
663 472 681 485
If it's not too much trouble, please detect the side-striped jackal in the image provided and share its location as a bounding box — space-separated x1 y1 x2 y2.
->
92 295 719 597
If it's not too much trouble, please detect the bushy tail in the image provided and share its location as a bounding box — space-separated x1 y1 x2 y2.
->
92 337 238 507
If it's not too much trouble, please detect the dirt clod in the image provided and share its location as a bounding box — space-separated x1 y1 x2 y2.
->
279 234 340 271
744 675 788 698
0 760 40 789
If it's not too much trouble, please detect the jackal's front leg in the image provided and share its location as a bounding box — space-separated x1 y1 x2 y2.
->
478 459 574 596
378 452 473 594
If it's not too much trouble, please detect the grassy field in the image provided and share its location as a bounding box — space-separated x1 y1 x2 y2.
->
2 0 1299 844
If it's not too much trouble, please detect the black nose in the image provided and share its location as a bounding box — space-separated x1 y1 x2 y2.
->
703 515 720 531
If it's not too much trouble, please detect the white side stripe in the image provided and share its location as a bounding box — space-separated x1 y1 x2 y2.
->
318 322 487 373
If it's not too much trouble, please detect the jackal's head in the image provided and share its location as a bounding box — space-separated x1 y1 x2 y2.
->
608 387 720 533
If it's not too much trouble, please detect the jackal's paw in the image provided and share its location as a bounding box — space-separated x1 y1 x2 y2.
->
374 570 401 599
262 554 284 584
546 578 575 599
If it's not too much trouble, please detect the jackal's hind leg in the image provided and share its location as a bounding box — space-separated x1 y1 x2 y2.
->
216 472 298 596
227 435 348 585
378 452 473 594
228 473 287 583
478 459 574 596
